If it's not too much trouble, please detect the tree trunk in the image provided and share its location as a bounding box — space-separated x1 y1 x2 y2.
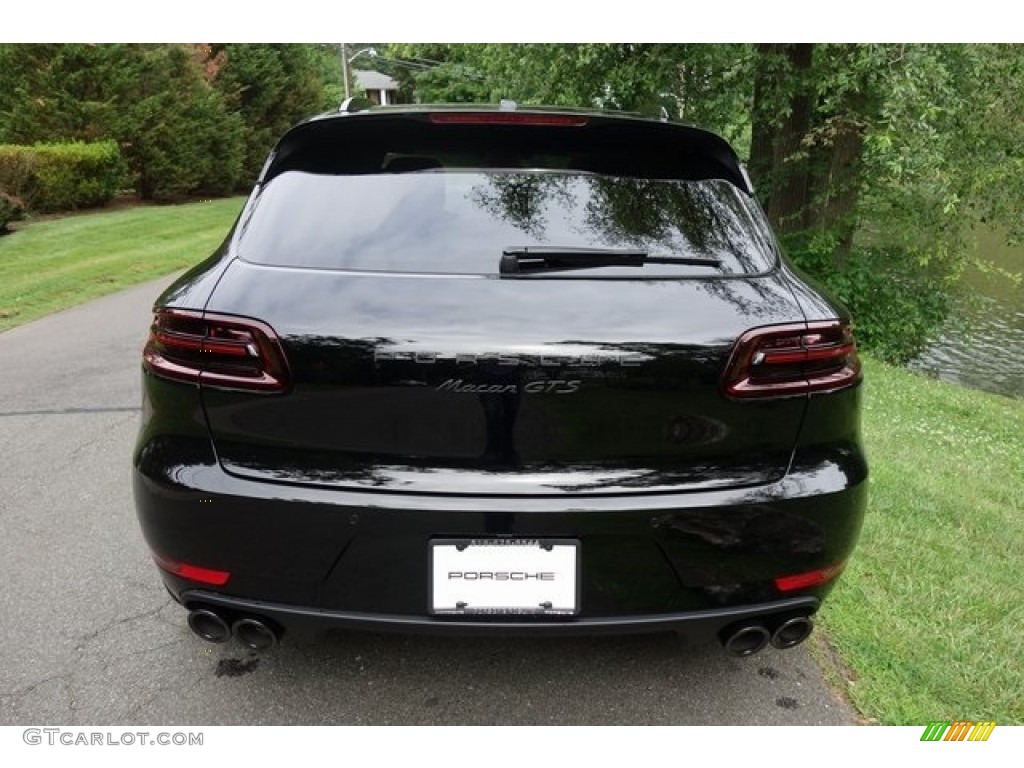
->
749 44 815 234
748 44 781 196
765 44 814 233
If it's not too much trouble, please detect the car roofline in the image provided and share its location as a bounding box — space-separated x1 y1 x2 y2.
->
317 100 653 121
304 101 711 134
259 102 752 194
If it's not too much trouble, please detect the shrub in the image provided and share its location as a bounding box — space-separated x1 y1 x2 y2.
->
0 141 125 212
0 188 25 232
785 234 952 365
0 45 253 202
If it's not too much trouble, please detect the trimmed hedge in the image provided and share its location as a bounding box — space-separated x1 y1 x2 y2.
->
0 188 24 232
0 141 125 213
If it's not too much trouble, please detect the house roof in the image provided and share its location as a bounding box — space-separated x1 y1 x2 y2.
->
353 69 399 91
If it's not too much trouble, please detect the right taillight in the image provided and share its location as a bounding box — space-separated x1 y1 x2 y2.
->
143 308 290 393
722 320 861 399
774 561 846 592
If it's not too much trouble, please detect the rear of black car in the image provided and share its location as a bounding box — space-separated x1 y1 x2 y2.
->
132 106 867 655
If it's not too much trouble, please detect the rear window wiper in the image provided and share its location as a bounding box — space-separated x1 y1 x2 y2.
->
499 247 722 275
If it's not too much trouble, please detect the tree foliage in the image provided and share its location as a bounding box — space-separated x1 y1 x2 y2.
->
210 44 335 183
120 45 246 200
0 44 334 200
389 44 750 142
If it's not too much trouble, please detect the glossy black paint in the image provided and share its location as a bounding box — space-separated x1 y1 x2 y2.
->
199 261 812 495
133 429 864 616
262 108 752 191
132 106 867 642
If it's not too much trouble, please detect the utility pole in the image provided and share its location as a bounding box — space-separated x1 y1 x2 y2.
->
340 43 352 100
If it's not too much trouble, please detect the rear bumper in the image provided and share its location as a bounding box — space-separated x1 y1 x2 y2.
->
135 434 866 632
179 589 820 642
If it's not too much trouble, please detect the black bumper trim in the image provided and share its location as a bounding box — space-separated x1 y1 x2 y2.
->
181 590 820 641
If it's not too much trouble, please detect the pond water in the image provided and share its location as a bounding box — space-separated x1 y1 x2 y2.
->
909 229 1024 399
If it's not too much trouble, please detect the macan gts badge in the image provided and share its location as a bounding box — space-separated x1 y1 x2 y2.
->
382 348 643 396
133 103 867 656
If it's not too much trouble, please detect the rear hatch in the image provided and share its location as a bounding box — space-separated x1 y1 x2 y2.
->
196 110 809 495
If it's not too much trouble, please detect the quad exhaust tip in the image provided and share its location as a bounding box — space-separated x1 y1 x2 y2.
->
720 614 814 656
232 618 280 651
186 609 281 650
720 624 771 657
770 615 813 649
187 608 231 643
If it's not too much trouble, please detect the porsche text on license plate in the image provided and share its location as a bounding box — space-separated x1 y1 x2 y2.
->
430 539 579 615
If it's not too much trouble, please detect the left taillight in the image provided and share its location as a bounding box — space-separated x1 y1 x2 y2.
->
142 309 290 393
152 552 231 586
722 320 861 399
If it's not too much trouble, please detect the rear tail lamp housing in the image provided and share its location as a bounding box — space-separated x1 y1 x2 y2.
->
722 320 861 399
152 552 231 586
774 562 846 592
143 309 290 393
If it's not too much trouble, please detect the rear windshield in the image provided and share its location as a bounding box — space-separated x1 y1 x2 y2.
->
237 171 777 277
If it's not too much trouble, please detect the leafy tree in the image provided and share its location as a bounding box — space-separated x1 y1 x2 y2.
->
120 45 245 200
0 44 252 200
0 44 134 144
210 44 334 183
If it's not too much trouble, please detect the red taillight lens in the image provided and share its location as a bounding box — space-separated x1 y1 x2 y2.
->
152 553 230 586
774 562 846 592
428 112 588 126
143 309 290 393
722 320 861 399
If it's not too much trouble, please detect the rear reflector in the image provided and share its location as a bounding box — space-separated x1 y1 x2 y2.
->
722 320 861 399
774 562 846 592
143 309 290 393
152 553 230 586
428 113 588 126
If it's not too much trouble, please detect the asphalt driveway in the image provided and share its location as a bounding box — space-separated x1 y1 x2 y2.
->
0 276 856 725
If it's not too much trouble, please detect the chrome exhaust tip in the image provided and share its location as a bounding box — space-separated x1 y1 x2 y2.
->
770 615 814 649
187 608 231 643
720 623 771 657
232 618 280 651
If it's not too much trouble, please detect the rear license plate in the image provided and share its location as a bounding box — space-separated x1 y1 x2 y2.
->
430 539 579 615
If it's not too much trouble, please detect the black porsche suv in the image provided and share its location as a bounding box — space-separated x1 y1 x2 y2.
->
133 104 867 656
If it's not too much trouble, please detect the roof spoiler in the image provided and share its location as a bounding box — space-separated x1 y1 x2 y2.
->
258 108 753 194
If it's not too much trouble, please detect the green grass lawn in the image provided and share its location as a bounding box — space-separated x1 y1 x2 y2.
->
816 358 1023 724
0 198 244 331
1 201 1020 724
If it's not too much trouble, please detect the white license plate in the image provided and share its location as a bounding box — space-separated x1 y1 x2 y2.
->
430 539 579 615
